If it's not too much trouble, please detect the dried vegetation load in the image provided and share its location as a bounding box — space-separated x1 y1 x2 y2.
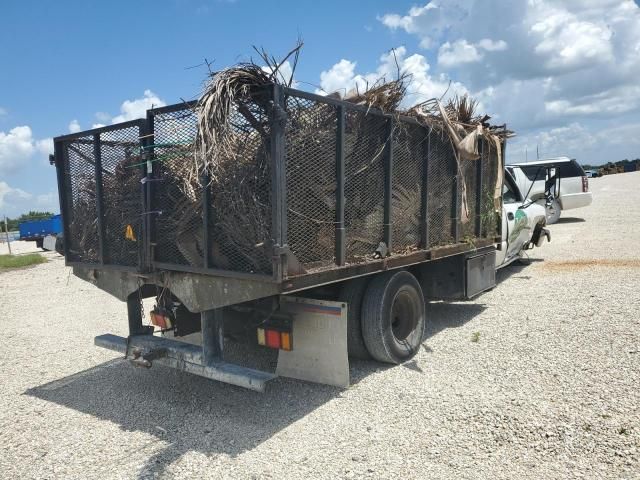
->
66 45 512 274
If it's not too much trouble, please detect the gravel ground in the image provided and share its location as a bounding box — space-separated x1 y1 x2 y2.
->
0 172 638 480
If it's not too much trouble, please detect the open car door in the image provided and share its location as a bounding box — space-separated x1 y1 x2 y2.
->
497 171 532 267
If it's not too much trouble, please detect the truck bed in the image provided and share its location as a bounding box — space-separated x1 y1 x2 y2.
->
54 85 502 295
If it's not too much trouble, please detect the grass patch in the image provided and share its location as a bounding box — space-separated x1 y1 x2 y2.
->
0 254 47 270
471 332 481 343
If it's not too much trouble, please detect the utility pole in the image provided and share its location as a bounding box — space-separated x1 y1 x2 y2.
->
4 216 12 255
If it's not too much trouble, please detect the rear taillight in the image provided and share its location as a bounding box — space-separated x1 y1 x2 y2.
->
257 327 292 351
582 176 589 192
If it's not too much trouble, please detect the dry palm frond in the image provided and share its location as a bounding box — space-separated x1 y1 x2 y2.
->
195 41 303 179
195 63 273 178
343 76 408 113
445 94 478 124
72 45 510 272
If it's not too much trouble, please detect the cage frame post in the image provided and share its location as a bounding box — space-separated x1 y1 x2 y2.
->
92 133 107 265
383 117 394 251
335 105 346 266
270 83 288 281
452 161 460 243
54 140 72 260
420 128 431 248
142 112 155 272
475 138 484 237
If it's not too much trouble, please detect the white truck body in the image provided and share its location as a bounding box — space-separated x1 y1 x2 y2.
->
507 157 592 223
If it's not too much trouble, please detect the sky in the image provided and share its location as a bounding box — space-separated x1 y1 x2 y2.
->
1 0 640 217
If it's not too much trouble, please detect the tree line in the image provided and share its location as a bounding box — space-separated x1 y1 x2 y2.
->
3 211 55 231
582 158 640 170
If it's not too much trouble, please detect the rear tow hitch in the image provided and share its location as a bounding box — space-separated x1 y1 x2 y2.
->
129 347 168 368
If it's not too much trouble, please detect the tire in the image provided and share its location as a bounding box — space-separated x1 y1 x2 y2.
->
545 198 561 224
338 278 371 360
361 270 426 364
35 238 44 249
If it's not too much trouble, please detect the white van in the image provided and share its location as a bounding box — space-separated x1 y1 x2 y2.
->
507 157 592 224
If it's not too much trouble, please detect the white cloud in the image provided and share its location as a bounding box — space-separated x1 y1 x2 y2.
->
0 181 58 217
0 126 37 174
262 60 298 87
438 38 508 68
318 47 467 107
0 181 31 212
379 0 640 130
438 40 483 67
111 90 166 124
477 39 508 52
318 59 360 95
95 112 111 123
92 123 106 129
68 119 81 133
0 107 7 117
35 138 53 156
531 10 614 70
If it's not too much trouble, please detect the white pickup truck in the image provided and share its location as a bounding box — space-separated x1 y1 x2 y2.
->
507 157 592 224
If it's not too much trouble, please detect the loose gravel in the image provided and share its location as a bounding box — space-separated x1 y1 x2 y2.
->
0 172 638 479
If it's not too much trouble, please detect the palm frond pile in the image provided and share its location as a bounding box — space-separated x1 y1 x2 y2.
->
68 45 510 273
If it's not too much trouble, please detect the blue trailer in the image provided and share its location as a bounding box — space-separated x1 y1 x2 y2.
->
18 214 62 249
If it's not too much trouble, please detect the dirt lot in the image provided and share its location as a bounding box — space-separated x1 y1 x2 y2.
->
1 172 638 479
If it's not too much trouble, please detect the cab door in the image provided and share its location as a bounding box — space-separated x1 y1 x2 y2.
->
500 172 531 264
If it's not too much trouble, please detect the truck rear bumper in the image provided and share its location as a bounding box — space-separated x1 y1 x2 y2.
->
559 192 592 210
95 333 277 392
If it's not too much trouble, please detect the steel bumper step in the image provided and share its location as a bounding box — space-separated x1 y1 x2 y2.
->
95 333 276 392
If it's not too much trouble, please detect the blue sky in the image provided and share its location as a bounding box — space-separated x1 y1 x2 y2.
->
2 0 640 217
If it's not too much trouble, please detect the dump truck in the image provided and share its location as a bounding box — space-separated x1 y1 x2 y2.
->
52 84 541 391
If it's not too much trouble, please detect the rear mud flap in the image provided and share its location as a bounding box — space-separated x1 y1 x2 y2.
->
276 296 349 388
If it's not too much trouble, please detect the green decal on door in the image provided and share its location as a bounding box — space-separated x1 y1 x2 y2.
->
508 209 528 243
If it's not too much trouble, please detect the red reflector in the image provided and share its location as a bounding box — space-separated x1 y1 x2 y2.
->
265 329 281 349
150 312 171 329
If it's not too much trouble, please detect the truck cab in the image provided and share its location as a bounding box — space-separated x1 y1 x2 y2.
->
496 169 550 268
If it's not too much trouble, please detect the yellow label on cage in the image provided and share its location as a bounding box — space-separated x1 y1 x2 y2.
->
125 225 136 241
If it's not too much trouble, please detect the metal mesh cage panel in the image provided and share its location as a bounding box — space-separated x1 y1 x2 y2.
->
56 88 504 280
151 107 202 267
64 136 99 262
427 130 456 247
391 122 427 253
209 100 272 274
284 95 337 270
343 112 387 261
151 95 273 275
100 126 143 266
480 138 500 238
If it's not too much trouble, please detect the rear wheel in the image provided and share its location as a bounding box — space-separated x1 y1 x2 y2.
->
546 198 561 224
361 270 426 364
338 278 371 360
